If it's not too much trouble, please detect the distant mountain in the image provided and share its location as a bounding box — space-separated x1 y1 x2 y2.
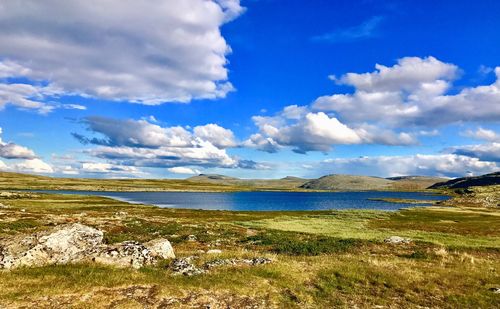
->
428 172 500 189
187 174 309 190
187 174 239 182
300 174 394 191
387 176 448 190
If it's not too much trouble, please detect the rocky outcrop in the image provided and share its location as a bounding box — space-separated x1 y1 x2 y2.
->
204 257 272 269
170 257 206 276
384 236 411 244
0 223 175 270
170 256 273 276
94 241 156 269
0 223 103 269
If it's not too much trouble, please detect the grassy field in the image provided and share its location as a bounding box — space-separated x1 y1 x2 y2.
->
0 189 499 308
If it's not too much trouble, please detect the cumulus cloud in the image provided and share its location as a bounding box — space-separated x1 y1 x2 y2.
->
462 128 500 142
0 0 244 107
88 141 239 169
0 128 54 174
316 154 498 178
73 116 263 170
73 117 193 148
450 143 500 162
81 162 143 176
167 167 201 175
0 128 36 159
313 57 500 127
193 124 237 148
9 158 54 174
245 107 416 153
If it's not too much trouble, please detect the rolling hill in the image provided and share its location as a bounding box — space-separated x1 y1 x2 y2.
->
300 174 395 191
428 172 500 189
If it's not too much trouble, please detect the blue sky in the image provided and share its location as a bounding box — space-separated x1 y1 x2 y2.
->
0 0 499 178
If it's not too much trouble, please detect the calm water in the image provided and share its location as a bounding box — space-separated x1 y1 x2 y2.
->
37 190 450 211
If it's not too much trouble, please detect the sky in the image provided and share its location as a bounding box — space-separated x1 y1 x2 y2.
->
0 0 499 179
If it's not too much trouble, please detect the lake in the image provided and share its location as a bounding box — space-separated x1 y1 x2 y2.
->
37 190 450 211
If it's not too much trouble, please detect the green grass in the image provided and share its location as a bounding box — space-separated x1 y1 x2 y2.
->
244 229 363 255
238 208 500 248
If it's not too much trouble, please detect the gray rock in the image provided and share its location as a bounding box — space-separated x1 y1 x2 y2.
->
0 223 103 269
94 241 155 269
384 236 412 244
0 223 175 270
490 287 500 294
145 238 175 259
204 257 272 269
170 257 205 276
187 235 197 242
206 249 222 254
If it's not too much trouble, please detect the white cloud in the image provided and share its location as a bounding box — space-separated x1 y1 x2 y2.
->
88 140 239 169
246 107 416 153
73 116 263 170
313 57 500 127
58 165 79 175
81 162 142 175
0 0 244 106
450 142 500 162
74 117 193 148
0 73 87 113
0 127 37 159
167 167 201 175
462 128 500 142
418 129 440 137
193 123 237 148
10 158 54 174
317 154 498 178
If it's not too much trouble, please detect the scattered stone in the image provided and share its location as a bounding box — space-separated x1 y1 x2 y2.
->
20 209 26 212
489 287 500 294
206 249 222 254
0 202 8 209
94 241 154 269
170 257 205 276
204 257 272 269
0 191 39 199
187 235 197 242
144 238 175 259
384 236 412 244
114 211 128 217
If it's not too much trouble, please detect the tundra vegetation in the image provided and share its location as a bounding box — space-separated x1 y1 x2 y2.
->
0 172 498 308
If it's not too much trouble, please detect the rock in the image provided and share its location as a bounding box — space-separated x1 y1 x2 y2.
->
0 203 8 208
94 241 155 269
206 249 222 254
490 287 500 294
187 235 197 242
145 238 175 259
114 211 128 217
204 257 272 269
384 236 411 244
0 191 39 199
170 257 205 276
0 223 103 269
0 223 176 270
